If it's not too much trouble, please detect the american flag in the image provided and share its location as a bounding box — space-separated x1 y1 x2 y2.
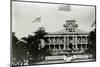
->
59 5 71 11
32 17 41 23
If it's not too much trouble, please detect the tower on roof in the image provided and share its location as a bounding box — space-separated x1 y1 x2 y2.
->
63 20 78 32
38 27 45 32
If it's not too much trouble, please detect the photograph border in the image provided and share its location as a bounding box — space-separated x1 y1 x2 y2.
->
10 0 96 66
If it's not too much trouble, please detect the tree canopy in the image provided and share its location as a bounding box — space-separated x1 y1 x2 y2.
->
86 28 96 59
12 27 50 66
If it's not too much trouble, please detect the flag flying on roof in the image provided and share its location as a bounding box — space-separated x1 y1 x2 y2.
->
32 17 41 23
59 5 71 11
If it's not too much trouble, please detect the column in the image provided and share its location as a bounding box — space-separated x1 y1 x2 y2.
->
85 36 88 49
81 44 83 50
48 37 50 50
81 36 83 43
85 36 87 49
49 37 51 43
81 36 83 50
86 36 88 43
85 44 87 49
72 36 74 50
49 44 50 50
66 36 67 50
58 44 60 50
54 44 55 50
53 37 56 43
63 36 66 50
67 36 69 50
75 35 78 50
80 36 81 42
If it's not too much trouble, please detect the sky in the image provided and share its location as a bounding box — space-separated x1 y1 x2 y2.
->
12 1 95 39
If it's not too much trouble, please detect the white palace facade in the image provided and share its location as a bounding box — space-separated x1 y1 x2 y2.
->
43 20 89 54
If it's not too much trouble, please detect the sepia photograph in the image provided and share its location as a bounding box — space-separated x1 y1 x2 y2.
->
11 0 96 66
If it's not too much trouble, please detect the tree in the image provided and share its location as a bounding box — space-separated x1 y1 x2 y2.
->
12 27 51 66
12 32 19 65
21 27 50 65
12 32 28 66
86 28 96 59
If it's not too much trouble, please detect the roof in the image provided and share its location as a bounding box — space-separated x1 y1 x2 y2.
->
47 29 89 35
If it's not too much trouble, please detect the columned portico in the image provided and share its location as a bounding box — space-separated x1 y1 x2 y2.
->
45 35 88 52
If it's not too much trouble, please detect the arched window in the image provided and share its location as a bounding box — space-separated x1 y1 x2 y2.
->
69 43 73 49
55 44 59 49
77 36 81 42
50 45 54 50
69 36 73 41
60 44 64 50
69 28 73 32
82 36 86 42
77 44 81 49
60 37 64 43
82 44 86 48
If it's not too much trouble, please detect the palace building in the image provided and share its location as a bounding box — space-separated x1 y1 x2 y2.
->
43 20 89 54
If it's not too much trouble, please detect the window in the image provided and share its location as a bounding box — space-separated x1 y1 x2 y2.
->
55 44 59 49
50 45 54 49
69 28 73 32
82 44 86 48
69 36 73 41
60 44 64 49
69 43 73 49
77 44 81 49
